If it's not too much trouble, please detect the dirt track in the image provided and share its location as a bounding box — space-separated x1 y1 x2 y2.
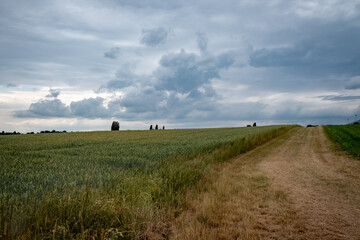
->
259 126 360 239
171 126 360 239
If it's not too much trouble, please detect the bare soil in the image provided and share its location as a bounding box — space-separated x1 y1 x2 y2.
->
170 126 360 239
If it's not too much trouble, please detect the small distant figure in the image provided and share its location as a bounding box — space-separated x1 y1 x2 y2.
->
111 121 120 131
155 124 158 130
247 125 251 127
253 122 256 127
150 125 153 130
163 126 165 130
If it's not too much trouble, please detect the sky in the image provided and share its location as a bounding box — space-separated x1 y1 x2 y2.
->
1 0 360 132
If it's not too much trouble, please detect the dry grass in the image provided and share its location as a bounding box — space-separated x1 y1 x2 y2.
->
170 127 306 240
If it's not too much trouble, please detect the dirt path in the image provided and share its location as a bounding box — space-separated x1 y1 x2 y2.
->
259 126 360 239
171 127 360 239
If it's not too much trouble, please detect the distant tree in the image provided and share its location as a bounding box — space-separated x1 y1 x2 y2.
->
155 124 158 130
253 122 256 127
150 125 153 130
111 121 120 131
163 126 165 130
247 125 251 127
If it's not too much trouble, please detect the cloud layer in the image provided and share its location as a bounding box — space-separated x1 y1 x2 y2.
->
1 0 360 131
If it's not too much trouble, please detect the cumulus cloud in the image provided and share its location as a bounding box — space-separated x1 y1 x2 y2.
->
15 99 70 118
140 27 169 47
98 63 142 91
104 47 121 59
108 86 167 117
46 89 60 98
70 97 109 119
155 49 235 93
78 45 236 121
15 98 110 119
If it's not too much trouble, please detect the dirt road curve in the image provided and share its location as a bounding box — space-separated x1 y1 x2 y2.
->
260 126 360 239
171 126 360 240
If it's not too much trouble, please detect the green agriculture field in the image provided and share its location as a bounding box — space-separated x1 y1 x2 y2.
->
0 125 295 239
324 124 360 159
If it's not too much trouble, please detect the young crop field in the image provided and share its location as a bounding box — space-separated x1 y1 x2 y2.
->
324 124 360 159
0 125 295 239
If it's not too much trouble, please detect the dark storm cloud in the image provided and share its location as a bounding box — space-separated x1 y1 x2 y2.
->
104 47 121 59
140 27 169 47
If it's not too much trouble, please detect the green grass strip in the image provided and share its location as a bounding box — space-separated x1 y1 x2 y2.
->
324 124 360 159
